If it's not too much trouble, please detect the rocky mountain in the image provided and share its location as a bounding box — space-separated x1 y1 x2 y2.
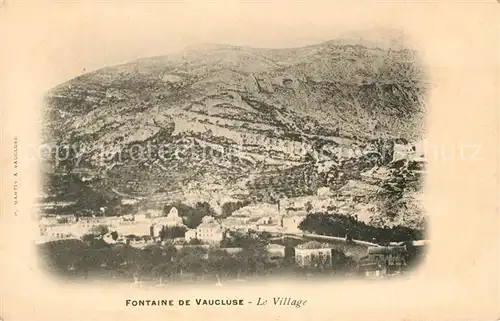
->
41 38 427 228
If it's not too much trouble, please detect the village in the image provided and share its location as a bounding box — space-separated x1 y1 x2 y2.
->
35 138 428 282
37 188 427 280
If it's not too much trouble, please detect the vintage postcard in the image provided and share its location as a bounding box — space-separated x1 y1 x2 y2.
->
1 1 498 321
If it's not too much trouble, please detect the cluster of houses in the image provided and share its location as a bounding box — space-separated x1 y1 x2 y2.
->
37 183 377 246
38 207 225 244
291 241 420 277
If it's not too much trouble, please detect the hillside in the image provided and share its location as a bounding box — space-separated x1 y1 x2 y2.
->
40 38 427 229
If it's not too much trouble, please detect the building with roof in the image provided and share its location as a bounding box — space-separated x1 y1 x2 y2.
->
195 217 224 243
358 246 408 277
153 206 184 227
147 209 164 218
392 143 415 162
220 217 256 232
266 243 286 259
294 241 333 267
366 246 407 265
256 223 282 233
115 220 152 237
316 186 333 198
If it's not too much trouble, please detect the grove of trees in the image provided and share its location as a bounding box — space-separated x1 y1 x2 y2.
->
298 213 425 244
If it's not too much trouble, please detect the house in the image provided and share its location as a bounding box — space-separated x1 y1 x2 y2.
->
195 218 224 243
266 243 286 259
115 221 152 237
71 218 104 236
316 186 333 198
134 213 148 221
358 246 407 276
220 217 256 232
294 241 333 267
121 198 139 206
256 223 281 233
392 144 414 162
366 246 407 266
147 209 164 218
161 207 184 226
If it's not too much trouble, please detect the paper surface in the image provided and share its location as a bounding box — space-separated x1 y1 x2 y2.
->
1 1 498 320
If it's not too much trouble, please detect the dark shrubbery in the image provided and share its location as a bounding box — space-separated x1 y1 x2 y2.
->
299 213 425 244
159 226 187 240
220 201 250 218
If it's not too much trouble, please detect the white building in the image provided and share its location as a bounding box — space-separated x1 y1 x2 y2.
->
134 213 148 221
156 207 184 226
196 217 224 243
392 144 414 162
220 217 256 232
147 209 164 218
294 241 333 267
266 243 286 258
256 224 281 233
121 198 139 205
316 186 333 198
115 221 152 237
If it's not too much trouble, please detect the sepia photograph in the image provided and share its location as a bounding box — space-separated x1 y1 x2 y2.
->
37 30 428 286
1 2 498 321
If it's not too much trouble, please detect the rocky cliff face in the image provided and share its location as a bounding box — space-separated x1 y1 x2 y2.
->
41 39 427 228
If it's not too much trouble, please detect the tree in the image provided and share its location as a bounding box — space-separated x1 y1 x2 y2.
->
110 231 119 241
159 226 187 239
81 233 108 249
188 238 203 245
195 202 216 217
206 249 239 276
299 213 423 243
305 201 313 213
220 201 250 218
175 247 209 274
